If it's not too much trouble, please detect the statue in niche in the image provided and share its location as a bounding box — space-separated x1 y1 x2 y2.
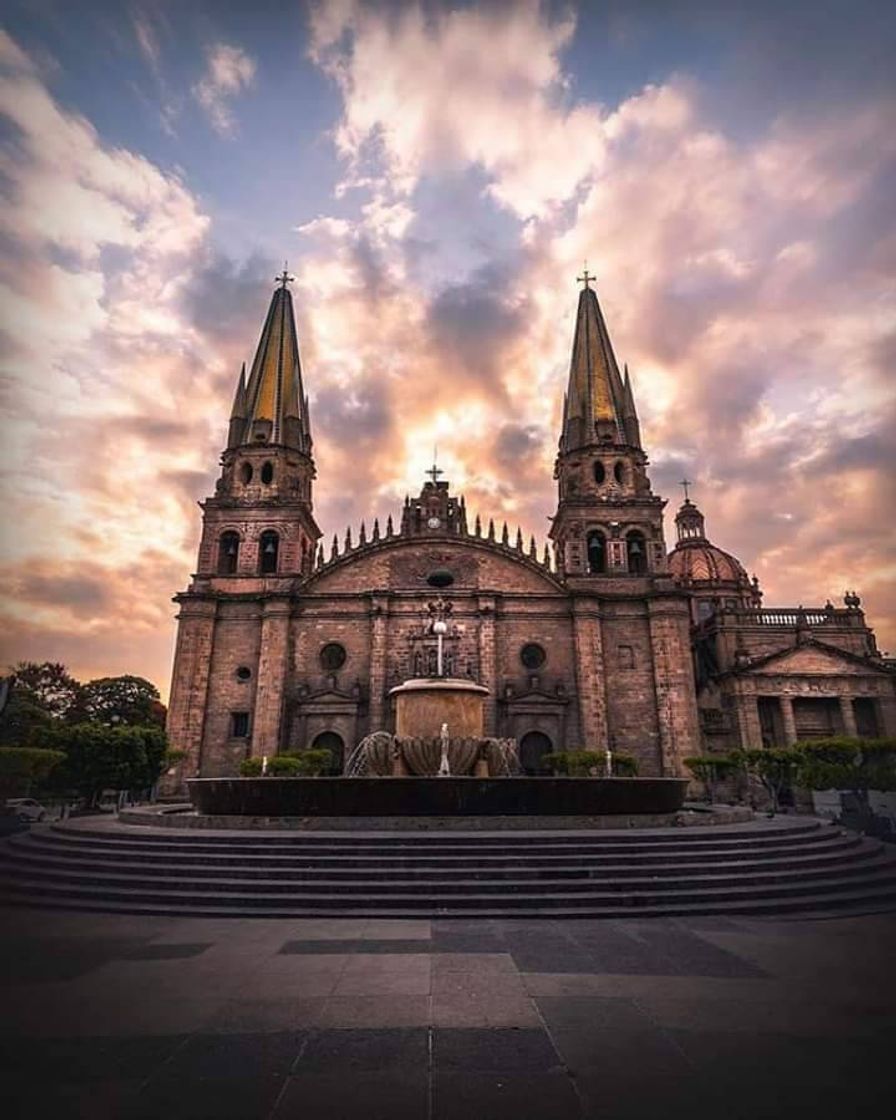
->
413 651 424 677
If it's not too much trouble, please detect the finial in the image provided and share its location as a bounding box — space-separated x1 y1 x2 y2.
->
474 514 482 537
386 513 394 536
330 534 338 560
372 518 380 542
276 262 294 289
501 522 509 546
426 446 444 486
359 521 367 545
515 527 523 550
577 261 596 290
679 478 693 502
344 526 352 550
542 542 551 568
487 518 495 542
529 535 537 558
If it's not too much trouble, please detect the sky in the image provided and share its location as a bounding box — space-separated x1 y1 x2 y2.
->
0 0 894 700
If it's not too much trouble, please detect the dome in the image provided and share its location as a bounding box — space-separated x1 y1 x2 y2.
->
668 541 748 584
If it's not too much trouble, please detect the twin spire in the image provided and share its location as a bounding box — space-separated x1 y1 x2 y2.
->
227 266 639 463
560 280 641 453
228 271 312 455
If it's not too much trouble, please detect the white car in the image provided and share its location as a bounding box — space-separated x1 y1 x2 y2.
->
6 798 47 822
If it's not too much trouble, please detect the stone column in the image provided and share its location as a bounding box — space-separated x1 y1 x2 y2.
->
648 598 700 775
734 693 762 750
572 598 607 752
477 595 497 735
367 593 390 732
839 695 858 738
779 695 797 745
165 597 216 779
251 598 291 758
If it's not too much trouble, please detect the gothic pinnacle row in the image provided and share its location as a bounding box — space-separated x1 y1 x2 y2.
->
560 277 642 453
227 270 312 454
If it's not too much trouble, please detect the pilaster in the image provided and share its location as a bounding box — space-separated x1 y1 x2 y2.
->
368 593 390 731
251 598 291 757
779 695 797 745
647 598 700 775
477 595 497 735
165 598 217 778
571 598 607 751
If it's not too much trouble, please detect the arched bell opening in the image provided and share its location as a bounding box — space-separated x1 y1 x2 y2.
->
217 531 240 575
586 530 606 574
259 530 280 574
627 530 647 575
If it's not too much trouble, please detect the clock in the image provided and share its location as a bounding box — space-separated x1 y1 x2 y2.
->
427 516 441 529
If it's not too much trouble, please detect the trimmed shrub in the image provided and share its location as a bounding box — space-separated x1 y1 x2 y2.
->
292 749 333 776
684 755 739 802
267 756 301 777
742 748 803 814
239 757 264 777
0 746 66 798
542 750 638 777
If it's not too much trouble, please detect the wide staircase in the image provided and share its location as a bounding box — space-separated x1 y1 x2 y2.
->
2 817 896 918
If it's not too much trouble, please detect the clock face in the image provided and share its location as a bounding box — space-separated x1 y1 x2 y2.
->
427 516 441 529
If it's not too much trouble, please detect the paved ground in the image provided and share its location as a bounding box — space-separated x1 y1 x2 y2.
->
1 905 893 1119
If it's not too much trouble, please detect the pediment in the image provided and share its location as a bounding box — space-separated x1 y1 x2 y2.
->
747 641 885 678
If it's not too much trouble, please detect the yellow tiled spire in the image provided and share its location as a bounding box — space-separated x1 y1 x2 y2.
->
229 269 311 452
560 271 640 451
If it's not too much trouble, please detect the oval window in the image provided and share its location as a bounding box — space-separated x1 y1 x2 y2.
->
593 462 605 484
614 461 626 484
427 569 455 588
240 462 253 484
320 642 347 671
520 643 547 670
236 666 252 681
261 461 274 484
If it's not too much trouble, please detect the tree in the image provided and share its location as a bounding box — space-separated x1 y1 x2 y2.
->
0 689 53 747
81 676 166 728
10 662 85 722
36 723 168 806
742 748 802 815
684 755 739 803
0 747 66 799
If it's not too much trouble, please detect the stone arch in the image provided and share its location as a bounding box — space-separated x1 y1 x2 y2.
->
311 730 345 774
519 730 553 775
217 531 240 575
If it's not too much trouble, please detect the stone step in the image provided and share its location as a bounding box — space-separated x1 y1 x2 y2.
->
4 841 880 881
2 861 895 912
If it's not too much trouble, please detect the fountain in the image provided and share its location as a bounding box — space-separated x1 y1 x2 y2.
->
187 598 688 819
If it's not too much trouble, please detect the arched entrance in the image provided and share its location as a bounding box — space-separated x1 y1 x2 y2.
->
519 731 553 775
311 731 345 774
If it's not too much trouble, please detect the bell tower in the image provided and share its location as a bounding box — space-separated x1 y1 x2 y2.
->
196 269 321 580
549 271 667 578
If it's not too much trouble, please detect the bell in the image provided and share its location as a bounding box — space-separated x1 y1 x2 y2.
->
226 542 237 556
263 539 276 555
630 540 642 553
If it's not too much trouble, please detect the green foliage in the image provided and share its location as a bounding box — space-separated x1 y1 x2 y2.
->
796 737 896 793
0 747 66 797
0 690 53 747
684 755 739 802
542 750 638 777
742 748 803 814
34 723 168 805
81 675 166 728
239 749 334 778
10 661 85 722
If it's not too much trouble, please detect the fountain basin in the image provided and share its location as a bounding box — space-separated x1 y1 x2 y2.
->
389 678 488 738
188 777 689 817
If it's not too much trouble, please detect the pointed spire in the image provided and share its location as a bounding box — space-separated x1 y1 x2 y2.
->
359 521 367 545
386 514 394 536
620 363 642 450
344 526 352 551
542 542 551 568
331 534 338 560
227 363 248 449
487 518 495 542
529 535 537 559
560 278 634 452
316 544 324 569
501 522 509 546
515 527 523 551
231 277 312 452
372 518 380 542
474 514 482 537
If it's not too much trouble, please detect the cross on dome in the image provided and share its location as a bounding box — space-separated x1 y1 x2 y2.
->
679 478 693 502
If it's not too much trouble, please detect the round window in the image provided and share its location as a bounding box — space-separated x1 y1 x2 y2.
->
320 642 347 671
520 643 547 670
236 666 252 681
614 461 626 484
427 569 455 588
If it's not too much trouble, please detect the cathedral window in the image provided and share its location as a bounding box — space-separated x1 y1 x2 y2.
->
261 461 274 484
239 462 253 484
427 569 454 588
320 642 347 671
586 530 606 574
593 461 605 484
259 530 279 574
218 531 240 575
614 461 626 485
520 643 547 670
230 711 250 738
626 531 647 574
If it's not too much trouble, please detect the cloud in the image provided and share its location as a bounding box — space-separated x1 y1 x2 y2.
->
192 42 256 136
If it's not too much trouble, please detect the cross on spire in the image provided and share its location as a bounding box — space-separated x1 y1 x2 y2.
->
276 262 294 289
577 263 596 289
679 478 693 502
426 458 443 485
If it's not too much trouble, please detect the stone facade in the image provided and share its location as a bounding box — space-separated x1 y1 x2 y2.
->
166 277 894 785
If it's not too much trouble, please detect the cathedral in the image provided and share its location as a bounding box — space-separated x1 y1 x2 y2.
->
166 273 895 782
